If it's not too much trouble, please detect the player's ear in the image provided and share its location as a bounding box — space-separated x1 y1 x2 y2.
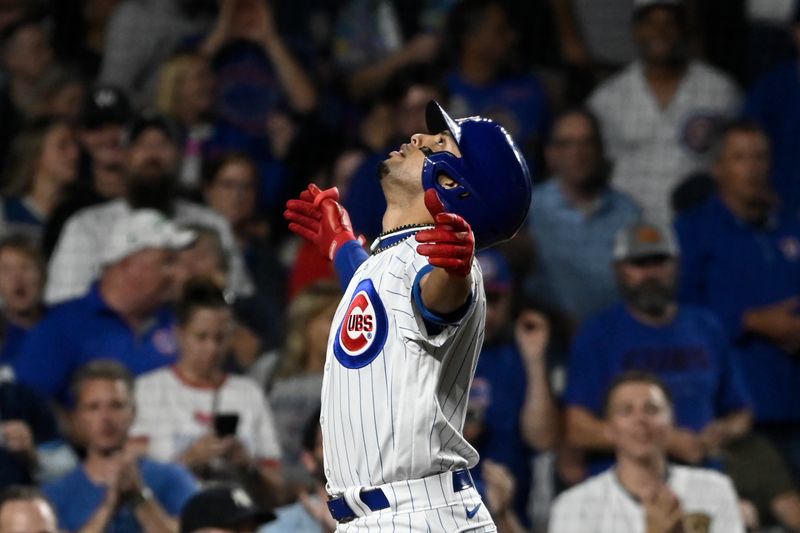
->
437 174 459 190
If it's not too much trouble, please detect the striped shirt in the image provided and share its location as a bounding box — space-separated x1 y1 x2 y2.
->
321 228 486 494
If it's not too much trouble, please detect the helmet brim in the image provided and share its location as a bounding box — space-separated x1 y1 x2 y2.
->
426 100 462 144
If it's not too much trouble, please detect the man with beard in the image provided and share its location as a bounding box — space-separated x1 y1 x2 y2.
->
43 360 197 533
562 219 752 477
44 113 252 305
588 0 740 224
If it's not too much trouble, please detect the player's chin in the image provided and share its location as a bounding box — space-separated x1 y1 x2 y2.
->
378 161 391 180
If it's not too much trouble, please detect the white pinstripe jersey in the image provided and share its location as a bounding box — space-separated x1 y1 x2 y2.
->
549 465 744 533
320 227 486 494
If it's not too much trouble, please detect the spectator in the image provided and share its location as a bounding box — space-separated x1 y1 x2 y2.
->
14 209 195 403
30 67 86 121
249 281 339 488
468 250 559 526
0 378 75 488
332 0 446 100
99 0 215 107
0 117 80 243
202 154 289 351
199 0 317 138
744 6 800 216
44 360 197 533
51 0 121 81
0 235 45 365
45 113 253 305
43 85 133 257
526 108 641 323
180 484 275 533
564 219 752 475
130 279 283 507
0 15 54 170
588 0 740 223
675 121 800 484
260 410 332 532
550 371 744 532
0 486 57 533
445 0 550 158
155 52 251 191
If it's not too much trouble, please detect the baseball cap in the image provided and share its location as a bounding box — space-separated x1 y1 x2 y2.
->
125 113 181 147
632 0 685 21
476 249 512 293
180 485 276 533
612 220 679 261
101 209 196 265
80 86 132 130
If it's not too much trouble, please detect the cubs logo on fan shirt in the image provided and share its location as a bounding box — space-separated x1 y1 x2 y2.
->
333 278 388 369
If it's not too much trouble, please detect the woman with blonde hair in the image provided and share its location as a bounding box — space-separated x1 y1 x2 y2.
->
250 281 341 489
155 52 249 191
1 116 80 242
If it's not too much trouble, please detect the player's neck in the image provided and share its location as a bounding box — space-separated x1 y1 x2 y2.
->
382 202 433 236
615 453 668 501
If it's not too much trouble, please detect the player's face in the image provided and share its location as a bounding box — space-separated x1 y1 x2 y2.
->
178 307 233 377
0 248 43 316
713 130 771 203
604 382 673 461
0 499 58 533
75 378 135 454
381 130 462 194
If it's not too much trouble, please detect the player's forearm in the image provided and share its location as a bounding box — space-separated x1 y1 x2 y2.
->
565 407 614 450
420 268 471 315
520 359 560 451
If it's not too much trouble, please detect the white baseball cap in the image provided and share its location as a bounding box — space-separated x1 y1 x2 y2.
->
612 219 679 261
102 209 196 265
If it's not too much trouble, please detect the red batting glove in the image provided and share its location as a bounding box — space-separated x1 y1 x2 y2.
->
416 189 475 277
284 184 358 260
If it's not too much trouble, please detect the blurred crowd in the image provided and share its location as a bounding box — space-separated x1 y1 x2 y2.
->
0 0 799 531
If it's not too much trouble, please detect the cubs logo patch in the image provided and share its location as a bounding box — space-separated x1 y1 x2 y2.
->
333 279 388 369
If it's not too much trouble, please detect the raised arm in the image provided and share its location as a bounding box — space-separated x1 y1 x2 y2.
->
415 189 474 315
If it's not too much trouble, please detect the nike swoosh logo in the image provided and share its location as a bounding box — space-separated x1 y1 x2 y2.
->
466 503 482 519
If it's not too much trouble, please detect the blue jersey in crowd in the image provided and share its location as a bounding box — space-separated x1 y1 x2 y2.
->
44 458 197 533
446 72 549 151
675 196 800 423
744 60 800 215
13 284 179 404
565 303 751 432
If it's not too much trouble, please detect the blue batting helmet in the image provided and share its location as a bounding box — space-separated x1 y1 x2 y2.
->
421 100 532 249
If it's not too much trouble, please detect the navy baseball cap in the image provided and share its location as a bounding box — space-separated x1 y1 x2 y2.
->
80 86 132 130
180 485 275 533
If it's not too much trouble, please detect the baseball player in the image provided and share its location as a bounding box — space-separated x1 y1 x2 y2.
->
284 101 531 531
